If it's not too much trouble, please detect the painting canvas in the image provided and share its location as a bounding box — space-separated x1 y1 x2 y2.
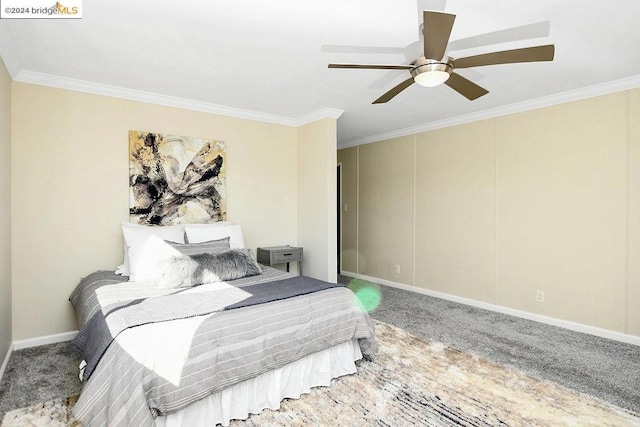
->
129 130 226 225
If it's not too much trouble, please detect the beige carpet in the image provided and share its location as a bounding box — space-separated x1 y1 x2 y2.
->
3 321 639 426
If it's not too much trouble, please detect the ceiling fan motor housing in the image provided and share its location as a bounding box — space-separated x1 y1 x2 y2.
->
410 57 453 86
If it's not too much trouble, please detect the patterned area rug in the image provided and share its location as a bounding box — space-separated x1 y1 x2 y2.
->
3 321 639 426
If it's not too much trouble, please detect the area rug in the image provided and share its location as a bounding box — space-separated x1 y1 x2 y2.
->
3 321 639 426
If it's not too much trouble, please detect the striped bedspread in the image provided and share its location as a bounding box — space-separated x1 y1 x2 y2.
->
69 268 376 426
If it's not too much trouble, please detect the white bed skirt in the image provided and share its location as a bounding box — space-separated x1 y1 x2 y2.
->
155 339 362 427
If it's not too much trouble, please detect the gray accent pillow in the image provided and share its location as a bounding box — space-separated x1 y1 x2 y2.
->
165 237 230 256
158 248 262 289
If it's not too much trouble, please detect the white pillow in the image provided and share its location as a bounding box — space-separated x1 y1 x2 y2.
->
121 222 186 280
185 224 245 249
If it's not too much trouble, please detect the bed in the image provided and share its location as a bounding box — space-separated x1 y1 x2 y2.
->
68 223 376 426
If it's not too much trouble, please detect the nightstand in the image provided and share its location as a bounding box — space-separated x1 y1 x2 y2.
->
257 246 303 276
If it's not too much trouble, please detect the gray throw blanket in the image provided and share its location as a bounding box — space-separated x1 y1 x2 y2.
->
73 276 344 381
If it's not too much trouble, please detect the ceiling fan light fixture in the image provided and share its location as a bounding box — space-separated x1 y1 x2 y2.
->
411 57 453 87
414 70 450 87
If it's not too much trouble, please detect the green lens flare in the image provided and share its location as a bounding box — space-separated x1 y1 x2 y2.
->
347 279 381 312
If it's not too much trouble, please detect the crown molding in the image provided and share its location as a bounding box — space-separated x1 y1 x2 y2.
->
13 70 344 128
295 107 344 126
14 70 302 126
11 66 640 144
339 74 640 149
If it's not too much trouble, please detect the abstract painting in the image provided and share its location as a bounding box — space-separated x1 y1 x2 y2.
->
129 130 226 225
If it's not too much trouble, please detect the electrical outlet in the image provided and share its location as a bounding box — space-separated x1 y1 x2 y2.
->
344 203 348 212
394 264 400 274
536 290 545 303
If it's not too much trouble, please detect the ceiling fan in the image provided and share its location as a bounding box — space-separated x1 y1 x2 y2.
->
328 11 555 104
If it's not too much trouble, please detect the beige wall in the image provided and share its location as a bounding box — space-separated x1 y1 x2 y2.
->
629 89 640 336
415 120 496 303
358 136 414 284
496 94 627 331
297 118 338 282
340 89 640 338
0 59 11 360
337 147 357 273
11 82 303 340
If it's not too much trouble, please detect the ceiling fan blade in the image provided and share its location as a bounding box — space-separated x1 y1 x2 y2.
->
417 0 447 38
454 44 555 69
373 77 415 104
447 21 550 52
444 73 488 100
423 11 456 60
329 63 414 70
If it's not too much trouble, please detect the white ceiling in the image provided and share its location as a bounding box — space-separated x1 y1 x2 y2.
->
2 0 640 147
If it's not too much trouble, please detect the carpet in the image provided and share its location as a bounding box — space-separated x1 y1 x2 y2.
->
3 321 639 426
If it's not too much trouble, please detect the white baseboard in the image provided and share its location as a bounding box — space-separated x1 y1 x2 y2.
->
0 343 13 383
342 271 640 347
12 330 78 351
1 331 78 383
